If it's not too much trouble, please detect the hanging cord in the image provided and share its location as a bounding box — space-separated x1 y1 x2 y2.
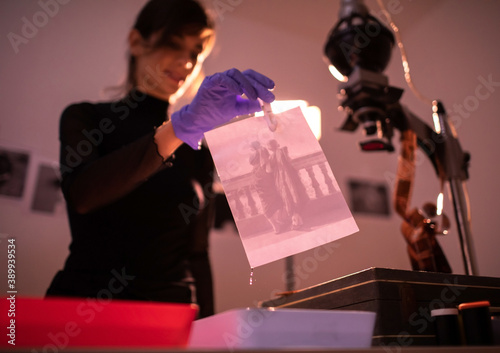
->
377 0 446 214
375 0 434 108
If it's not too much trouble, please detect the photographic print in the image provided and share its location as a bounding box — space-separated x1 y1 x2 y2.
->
31 162 64 215
205 107 358 268
348 179 390 216
0 146 30 199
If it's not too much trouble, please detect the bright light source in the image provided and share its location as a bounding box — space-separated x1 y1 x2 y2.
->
432 112 441 134
437 192 444 216
328 64 348 82
255 100 322 140
304 105 322 140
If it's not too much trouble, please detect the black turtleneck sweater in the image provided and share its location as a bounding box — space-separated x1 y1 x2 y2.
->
47 90 215 315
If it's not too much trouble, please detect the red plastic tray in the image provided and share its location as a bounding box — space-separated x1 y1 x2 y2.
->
1 296 197 349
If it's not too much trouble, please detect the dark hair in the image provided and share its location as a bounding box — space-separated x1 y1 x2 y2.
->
126 0 214 91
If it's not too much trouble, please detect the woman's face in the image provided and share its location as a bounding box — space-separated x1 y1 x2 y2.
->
131 30 211 101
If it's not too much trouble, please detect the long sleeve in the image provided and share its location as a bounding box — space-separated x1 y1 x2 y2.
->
59 102 168 214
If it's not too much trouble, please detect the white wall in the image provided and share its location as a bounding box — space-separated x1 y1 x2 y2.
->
1 0 499 314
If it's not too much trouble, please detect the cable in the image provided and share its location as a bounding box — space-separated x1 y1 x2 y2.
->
376 0 434 108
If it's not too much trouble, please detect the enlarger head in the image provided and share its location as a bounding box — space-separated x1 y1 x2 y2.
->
324 0 394 80
323 0 399 151
337 67 404 152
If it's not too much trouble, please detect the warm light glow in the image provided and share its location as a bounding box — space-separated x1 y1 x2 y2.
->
305 105 322 140
328 64 348 82
437 192 444 216
255 100 322 140
169 28 214 105
169 59 204 105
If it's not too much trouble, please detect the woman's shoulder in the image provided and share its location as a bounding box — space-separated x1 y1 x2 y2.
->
61 100 96 115
59 99 121 136
60 98 118 123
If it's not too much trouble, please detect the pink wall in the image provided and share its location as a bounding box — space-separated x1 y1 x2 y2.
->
1 0 499 313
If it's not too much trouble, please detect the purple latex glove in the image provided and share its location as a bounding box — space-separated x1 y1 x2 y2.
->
171 68 275 149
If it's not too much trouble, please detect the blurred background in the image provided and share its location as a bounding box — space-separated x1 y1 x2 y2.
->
0 0 499 313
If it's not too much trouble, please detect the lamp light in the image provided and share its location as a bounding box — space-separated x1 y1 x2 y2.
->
254 100 322 140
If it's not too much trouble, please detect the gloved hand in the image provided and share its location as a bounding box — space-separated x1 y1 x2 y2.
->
171 68 275 149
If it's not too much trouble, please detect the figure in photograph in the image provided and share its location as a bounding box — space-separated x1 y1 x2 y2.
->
267 139 309 230
249 141 285 233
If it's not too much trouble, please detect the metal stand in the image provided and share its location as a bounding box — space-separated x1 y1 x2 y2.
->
449 176 476 275
337 67 477 275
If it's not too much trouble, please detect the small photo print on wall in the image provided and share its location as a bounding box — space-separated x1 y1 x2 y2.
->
348 179 390 216
0 146 30 199
31 162 64 215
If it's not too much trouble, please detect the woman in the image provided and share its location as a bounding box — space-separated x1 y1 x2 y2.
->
46 0 275 318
